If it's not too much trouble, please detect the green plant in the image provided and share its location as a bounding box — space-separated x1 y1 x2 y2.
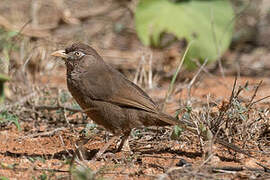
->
32 173 48 180
81 123 98 137
72 165 96 180
38 173 48 180
72 164 110 180
28 157 46 163
0 28 18 103
0 74 9 103
0 111 21 131
0 176 9 180
135 0 235 68
60 91 72 104
0 28 18 72
0 162 18 170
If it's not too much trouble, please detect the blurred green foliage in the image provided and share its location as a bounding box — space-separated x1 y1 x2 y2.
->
0 74 9 103
0 28 18 51
0 111 21 131
0 176 9 180
135 0 235 69
72 165 108 180
0 28 18 103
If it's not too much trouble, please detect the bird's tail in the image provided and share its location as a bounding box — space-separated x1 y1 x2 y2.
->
158 112 198 133
157 112 177 125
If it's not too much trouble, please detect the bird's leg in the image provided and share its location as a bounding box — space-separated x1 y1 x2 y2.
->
117 131 131 152
94 136 119 160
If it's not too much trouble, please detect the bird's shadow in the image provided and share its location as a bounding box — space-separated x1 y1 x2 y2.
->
82 147 203 160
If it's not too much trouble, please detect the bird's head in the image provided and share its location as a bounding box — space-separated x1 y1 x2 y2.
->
51 43 99 70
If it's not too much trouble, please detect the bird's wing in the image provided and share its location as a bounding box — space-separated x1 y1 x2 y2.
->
110 75 158 113
81 63 158 113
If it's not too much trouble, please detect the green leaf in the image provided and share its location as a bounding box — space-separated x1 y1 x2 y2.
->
135 0 234 68
171 125 183 140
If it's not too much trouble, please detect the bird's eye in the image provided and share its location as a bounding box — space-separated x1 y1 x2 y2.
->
74 51 81 57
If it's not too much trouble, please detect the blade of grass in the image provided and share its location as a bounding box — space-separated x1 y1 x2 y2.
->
162 41 193 111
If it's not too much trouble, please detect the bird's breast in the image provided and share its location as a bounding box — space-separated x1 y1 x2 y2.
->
66 72 90 109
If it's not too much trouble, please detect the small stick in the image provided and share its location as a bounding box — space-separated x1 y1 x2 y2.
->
59 134 73 157
247 80 263 107
256 162 270 173
186 58 208 105
133 54 143 84
34 105 81 113
148 53 153 89
21 127 66 139
250 95 270 106
0 166 69 173
229 75 237 103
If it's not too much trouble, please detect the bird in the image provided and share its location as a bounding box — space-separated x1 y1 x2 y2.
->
51 42 251 158
51 42 181 157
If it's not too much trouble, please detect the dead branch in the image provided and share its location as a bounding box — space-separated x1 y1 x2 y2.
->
34 105 81 113
21 127 66 139
0 15 50 38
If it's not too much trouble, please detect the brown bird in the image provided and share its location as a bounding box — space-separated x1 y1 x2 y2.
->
51 43 179 156
51 43 251 158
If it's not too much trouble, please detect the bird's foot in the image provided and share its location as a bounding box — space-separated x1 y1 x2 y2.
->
117 138 133 154
92 136 118 161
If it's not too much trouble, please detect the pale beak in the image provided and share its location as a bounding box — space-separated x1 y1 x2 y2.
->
51 50 68 59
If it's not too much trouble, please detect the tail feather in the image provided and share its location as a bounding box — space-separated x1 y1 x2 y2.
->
158 112 195 132
158 112 178 126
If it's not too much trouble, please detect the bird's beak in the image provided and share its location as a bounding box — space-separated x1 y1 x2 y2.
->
51 50 68 59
